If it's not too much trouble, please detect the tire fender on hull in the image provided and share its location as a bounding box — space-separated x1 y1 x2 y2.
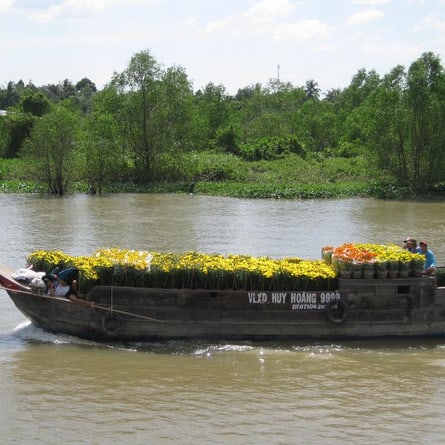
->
101 312 122 333
325 299 348 324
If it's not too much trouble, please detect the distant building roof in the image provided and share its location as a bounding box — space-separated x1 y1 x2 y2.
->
0 110 7 116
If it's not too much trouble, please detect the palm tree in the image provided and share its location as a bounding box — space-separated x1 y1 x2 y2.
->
324 88 342 103
304 79 321 100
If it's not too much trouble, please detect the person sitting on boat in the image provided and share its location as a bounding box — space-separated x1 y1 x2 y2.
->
418 241 436 275
44 267 76 296
45 268 94 308
403 237 420 253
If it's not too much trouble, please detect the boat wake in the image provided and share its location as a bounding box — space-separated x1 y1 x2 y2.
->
4 321 445 355
11 321 97 347
6 322 256 354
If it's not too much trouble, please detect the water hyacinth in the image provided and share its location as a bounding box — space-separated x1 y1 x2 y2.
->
26 248 337 292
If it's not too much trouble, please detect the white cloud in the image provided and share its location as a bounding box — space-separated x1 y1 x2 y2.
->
361 40 425 58
206 0 296 33
0 0 441 94
346 9 384 26
0 0 15 11
26 0 145 23
242 0 296 23
205 0 327 42
419 14 445 32
273 20 329 41
31 0 111 23
184 14 198 28
351 0 389 4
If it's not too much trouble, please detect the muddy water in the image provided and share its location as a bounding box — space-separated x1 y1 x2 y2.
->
0 194 444 444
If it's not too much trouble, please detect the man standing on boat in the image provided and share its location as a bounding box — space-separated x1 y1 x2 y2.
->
418 241 436 275
403 237 419 253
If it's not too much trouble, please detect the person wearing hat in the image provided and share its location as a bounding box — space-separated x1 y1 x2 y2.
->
403 237 420 253
418 241 436 275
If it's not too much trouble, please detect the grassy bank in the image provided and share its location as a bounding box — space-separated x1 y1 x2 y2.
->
0 152 440 199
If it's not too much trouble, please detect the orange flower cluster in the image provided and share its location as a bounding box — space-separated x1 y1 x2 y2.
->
331 243 377 263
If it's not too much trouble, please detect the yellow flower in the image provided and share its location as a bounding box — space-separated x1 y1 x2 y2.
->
27 248 338 288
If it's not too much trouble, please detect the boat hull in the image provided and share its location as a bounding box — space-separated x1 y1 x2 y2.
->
2 265 445 341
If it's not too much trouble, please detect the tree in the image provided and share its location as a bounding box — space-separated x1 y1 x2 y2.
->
194 82 230 142
21 102 81 195
0 81 20 108
60 79 76 101
233 82 305 142
80 112 122 193
75 77 97 113
338 69 381 146
356 65 408 180
347 69 380 105
405 52 445 188
357 52 445 190
21 92 51 116
111 49 163 182
214 125 240 155
304 79 321 100
2 112 35 158
233 83 265 140
324 88 342 103
111 50 196 182
294 100 339 152
76 77 97 93
0 114 9 156
158 65 195 152
90 84 124 116
0 91 51 158
39 83 63 103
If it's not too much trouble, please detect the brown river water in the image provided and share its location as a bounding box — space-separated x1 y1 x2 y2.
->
0 194 444 444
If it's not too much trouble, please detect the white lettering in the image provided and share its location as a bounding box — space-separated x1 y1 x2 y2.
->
290 292 317 304
248 290 341 309
271 292 287 303
248 292 267 304
320 291 341 304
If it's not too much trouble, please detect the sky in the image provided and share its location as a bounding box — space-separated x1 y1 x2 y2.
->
1 0 445 95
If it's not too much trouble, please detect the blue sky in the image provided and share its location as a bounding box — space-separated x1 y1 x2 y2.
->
1 0 445 95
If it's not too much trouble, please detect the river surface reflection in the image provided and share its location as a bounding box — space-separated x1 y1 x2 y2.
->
0 193 444 444
1 193 444 265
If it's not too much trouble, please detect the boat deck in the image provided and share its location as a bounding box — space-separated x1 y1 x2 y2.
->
0 264 31 292
0 263 16 277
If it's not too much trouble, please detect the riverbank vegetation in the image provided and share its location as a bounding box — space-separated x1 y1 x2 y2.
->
1 50 445 199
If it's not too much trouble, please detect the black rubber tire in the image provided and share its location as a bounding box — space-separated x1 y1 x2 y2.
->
101 312 122 333
325 299 348 324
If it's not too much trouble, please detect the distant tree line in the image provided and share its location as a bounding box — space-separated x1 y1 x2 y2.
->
0 49 444 195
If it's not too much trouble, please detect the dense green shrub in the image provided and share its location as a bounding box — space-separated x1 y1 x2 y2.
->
239 136 304 161
151 151 245 182
214 125 240 155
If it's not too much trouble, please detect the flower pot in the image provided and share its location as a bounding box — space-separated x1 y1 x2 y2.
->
363 270 375 279
340 270 352 279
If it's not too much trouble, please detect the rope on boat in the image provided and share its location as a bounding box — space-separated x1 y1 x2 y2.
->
0 285 164 323
93 303 164 323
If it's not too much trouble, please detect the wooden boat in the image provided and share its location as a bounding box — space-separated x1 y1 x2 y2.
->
1 263 445 341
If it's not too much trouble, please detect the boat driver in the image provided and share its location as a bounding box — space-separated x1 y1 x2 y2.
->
403 237 419 253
